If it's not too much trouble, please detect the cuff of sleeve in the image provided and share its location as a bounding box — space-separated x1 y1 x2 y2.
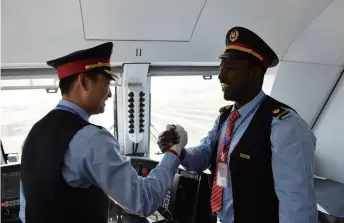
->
166 148 178 157
158 152 180 171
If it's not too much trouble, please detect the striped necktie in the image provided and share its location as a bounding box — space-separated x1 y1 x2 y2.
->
210 110 240 213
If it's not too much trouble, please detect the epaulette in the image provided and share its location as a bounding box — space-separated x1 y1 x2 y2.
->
219 105 231 113
272 107 290 120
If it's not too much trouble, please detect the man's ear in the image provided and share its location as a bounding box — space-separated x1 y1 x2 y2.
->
250 66 263 80
77 73 88 91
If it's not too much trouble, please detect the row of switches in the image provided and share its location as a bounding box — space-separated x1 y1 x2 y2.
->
139 91 145 133
128 92 135 133
128 91 146 134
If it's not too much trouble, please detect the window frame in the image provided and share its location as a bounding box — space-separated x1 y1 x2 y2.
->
0 79 118 157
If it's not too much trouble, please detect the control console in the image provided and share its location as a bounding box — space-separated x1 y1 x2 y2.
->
164 168 216 223
1 163 21 223
108 157 167 223
130 156 158 177
121 156 216 223
0 157 215 223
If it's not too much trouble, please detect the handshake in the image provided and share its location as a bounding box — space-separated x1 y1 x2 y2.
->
157 124 188 157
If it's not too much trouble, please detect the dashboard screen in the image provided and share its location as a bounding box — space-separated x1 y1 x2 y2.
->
1 172 20 200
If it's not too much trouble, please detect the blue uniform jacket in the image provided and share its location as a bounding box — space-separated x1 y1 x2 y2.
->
181 91 318 223
19 100 180 222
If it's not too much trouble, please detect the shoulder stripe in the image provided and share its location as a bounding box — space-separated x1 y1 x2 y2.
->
272 107 290 120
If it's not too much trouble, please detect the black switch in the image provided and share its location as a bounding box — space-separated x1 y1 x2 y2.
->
140 108 145 113
129 129 134 134
139 129 144 133
129 114 134 119
128 98 134 103
139 98 145 102
139 92 145 97
128 103 134 108
128 92 134 97
139 119 144 123
140 103 144 107
129 124 134 129
140 114 144 118
128 109 134 113
129 119 134 124
139 124 144 128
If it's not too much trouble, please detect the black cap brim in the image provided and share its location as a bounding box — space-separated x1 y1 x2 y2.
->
218 52 232 59
103 70 118 81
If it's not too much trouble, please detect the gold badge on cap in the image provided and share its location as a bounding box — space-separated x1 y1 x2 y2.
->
229 30 239 42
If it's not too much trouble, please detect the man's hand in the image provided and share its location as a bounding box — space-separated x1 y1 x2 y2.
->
170 125 187 156
157 124 188 156
157 125 179 153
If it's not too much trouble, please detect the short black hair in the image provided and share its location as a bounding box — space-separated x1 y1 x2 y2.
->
59 72 99 95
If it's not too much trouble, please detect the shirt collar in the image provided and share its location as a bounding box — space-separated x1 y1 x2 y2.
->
55 100 89 121
232 90 266 117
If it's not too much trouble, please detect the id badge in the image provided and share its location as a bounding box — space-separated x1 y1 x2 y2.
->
216 162 228 187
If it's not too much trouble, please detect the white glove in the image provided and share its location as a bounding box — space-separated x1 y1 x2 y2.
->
166 124 188 156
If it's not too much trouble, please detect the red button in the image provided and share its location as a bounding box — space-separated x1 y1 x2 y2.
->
142 168 149 176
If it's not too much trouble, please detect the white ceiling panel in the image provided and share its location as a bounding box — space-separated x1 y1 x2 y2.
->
283 0 343 66
0 0 332 66
187 0 332 60
80 0 207 41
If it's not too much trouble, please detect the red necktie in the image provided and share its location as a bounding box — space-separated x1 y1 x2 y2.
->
211 110 241 213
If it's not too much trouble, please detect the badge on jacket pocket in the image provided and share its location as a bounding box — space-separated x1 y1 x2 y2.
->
239 153 251 160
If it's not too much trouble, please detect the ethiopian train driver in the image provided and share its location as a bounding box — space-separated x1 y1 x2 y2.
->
20 42 188 223
158 27 317 223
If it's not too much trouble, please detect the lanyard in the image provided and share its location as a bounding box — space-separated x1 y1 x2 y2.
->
56 104 81 118
222 96 265 153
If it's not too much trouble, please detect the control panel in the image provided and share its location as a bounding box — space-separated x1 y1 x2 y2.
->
127 86 146 144
127 157 216 223
108 157 166 223
1 163 21 223
130 156 158 177
117 63 150 156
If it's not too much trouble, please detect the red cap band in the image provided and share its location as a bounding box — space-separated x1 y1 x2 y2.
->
56 58 110 79
226 42 269 69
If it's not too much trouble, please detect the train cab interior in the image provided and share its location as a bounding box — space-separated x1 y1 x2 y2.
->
1 0 344 222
